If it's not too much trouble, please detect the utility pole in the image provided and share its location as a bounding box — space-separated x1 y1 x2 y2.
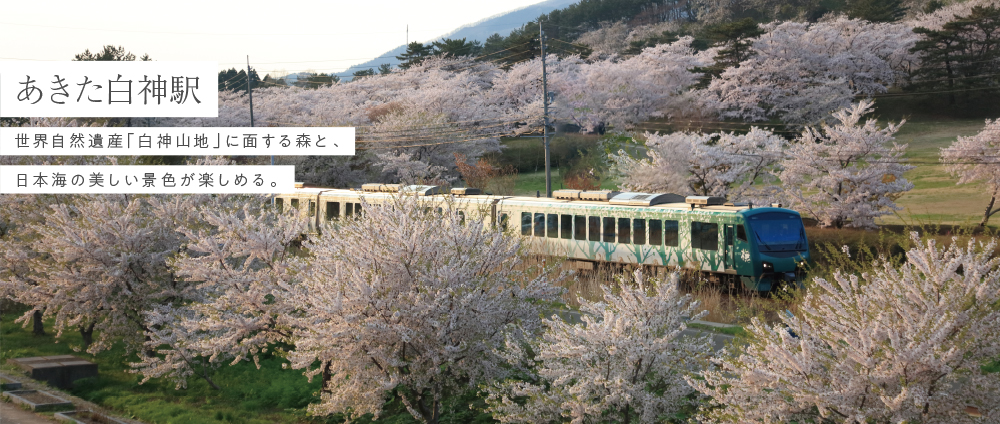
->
246 55 271 169
247 55 255 129
540 21 552 197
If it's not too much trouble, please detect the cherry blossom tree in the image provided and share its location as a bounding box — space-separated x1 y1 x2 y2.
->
908 0 1000 31
778 100 913 228
132 200 307 390
287 195 562 424
610 126 787 203
486 270 711 424
134 194 563 424
546 37 714 131
707 17 919 125
166 56 511 187
3 191 188 353
691 232 1000 423
941 120 1000 226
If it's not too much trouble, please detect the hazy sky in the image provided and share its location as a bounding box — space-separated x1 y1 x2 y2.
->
0 0 545 77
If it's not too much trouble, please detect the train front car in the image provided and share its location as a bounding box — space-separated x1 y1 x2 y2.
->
738 207 809 290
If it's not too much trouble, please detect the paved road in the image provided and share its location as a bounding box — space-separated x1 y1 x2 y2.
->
0 402 56 424
681 328 735 351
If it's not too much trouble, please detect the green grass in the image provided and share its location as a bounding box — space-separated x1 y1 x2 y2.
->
496 117 997 226
880 118 995 226
512 170 618 196
0 311 492 424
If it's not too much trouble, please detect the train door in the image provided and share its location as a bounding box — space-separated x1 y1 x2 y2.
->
723 224 735 271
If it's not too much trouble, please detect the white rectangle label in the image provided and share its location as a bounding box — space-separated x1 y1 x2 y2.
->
1 165 295 194
0 127 355 156
0 61 218 117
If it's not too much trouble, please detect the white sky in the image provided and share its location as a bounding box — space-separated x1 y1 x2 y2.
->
0 0 545 77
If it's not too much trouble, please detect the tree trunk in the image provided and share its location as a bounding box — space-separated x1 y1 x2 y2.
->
79 322 95 348
981 195 997 227
143 334 157 358
32 310 45 335
200 369 222 390
321 361 333 393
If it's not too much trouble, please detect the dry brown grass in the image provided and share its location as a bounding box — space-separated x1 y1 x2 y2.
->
454 153 518 196
554 262 799 325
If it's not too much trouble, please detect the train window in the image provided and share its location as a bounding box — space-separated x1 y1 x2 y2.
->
560 214 572 239
534 213 545 237
589 216 601 241
664 220 679 247
290 199 299 211
356 203 362 215
308 201 316 217
618 218 630 244
574 216 587 240
691 222 719 251
649 220 662 245
521 212 532 235
345 203 354 216
736 225 747 242
458 211 465 225
547 214 558 238
602 217 616 243
275 198 283 213
500 213 509 231
326 202 339 220
436 207 443 214
633 219 646 245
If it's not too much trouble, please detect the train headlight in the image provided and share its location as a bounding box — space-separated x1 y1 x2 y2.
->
762 261 774 273
797 260 807 269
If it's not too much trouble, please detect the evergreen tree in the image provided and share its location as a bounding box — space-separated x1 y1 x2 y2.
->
378 63 393 75
74 45 151 61
846 0 907 23
352 68 376 80
431 37 482 57
910 6 1000 104
481 23 543 66
294 73 338 89
262 74 287 87
923 0 944 14
482 33 506 56
396 42 434 70
217 67 260 93
697 18 763 86
624 31 679 55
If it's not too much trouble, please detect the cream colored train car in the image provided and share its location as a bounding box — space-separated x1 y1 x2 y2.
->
275 183 811 290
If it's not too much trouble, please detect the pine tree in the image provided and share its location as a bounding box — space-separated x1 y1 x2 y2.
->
697 18 763 85
431 37 482 58
910 6 1000 105
396 42 434 70
846 0 907 22
351 68 375 80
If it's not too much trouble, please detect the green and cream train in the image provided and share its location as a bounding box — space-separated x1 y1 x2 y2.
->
276 184 810 290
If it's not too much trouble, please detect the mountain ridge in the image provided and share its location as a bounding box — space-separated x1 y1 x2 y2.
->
341 0 579 78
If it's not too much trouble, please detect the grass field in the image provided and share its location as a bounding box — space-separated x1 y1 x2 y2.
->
507 118 997 226
884 118 994 225
0 309 479 424
512 169 618 196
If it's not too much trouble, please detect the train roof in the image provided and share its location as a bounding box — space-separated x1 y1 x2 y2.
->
280 186 776 214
